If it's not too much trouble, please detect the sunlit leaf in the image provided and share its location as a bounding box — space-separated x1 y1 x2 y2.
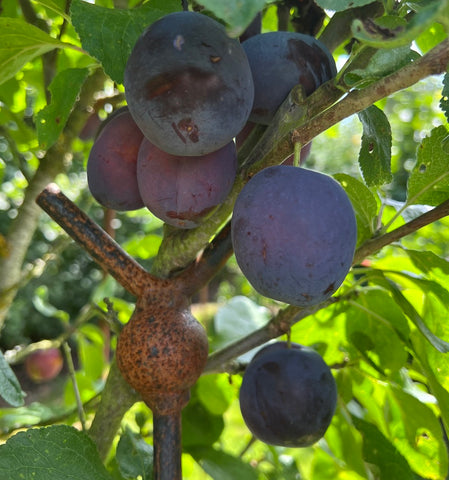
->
388 386 448 478
196 374 235 416
0 18 66 85
32 0 70 20
346 289 409 373
407 125 449 206
352 416 416 479
36 67 89 149
357 105 392 187
403 248 449 275
334 173 378 245
377 274 449 353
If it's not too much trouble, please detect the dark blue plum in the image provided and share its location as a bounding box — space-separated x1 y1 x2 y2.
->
231 165 357 306
87 108 144 211
242 31 336 124
239 341 337 447
124 11 254 156
137 138 237 229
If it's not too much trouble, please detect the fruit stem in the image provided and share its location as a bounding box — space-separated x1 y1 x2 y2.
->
36 183 153 297
152 410 183 480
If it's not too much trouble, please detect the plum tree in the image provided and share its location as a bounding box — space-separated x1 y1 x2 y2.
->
124 11 254 156
239 341 337 447
242 31 336 124
137 138 237 229
87 108 144 211
231 165 357 306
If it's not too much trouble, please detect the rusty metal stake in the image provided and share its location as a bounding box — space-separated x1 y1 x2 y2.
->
36 184 233 480
153 411 183 480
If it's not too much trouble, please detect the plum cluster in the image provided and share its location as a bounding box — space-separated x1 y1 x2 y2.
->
87 11 252 228
86 11 339 231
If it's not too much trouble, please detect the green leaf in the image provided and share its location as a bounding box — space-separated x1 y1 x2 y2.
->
352 416 416 480
404 248 449 275
357 105 392 187
407 125 449 206
190 447 259 480
333 173 378 245
382 276 449 353
0 403 71 435
0 425 113 480
70 0 180 84
196 374 234 416
195 0 267 37
212 296 269 361
116 428 153 480
352 0 444 48
0 18 66 86
346 289 409 373
345 46 420 87
388 386 448 479
123 233 162 260
182 397 224 449
412 323 449 434
440 73 449 123
325 409 367 477
0 350 25 407
314 0 375 12
35 67 89 149
33 0 71 20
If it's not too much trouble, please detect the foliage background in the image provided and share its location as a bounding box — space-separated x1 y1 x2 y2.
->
0 0 449 479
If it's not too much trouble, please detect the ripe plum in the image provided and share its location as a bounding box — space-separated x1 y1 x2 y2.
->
137 138 237 229
124 11 254 156
239 341 337 447
87 108 144 211
242 31 336 124
231 165 357 306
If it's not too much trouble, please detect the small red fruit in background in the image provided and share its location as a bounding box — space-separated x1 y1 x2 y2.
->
25 348 63 383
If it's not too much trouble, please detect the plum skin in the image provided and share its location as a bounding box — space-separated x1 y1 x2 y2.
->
231 165 357 307
87 108 144 211
124 11 254 156
25 348 64 383
239 342 337 447
242 31 336 125
137 138 237 229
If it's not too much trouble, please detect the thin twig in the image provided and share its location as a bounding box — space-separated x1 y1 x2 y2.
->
63 342 87 431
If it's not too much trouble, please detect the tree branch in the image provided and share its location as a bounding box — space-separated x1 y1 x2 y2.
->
353 198 449 264
36 184 151 297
